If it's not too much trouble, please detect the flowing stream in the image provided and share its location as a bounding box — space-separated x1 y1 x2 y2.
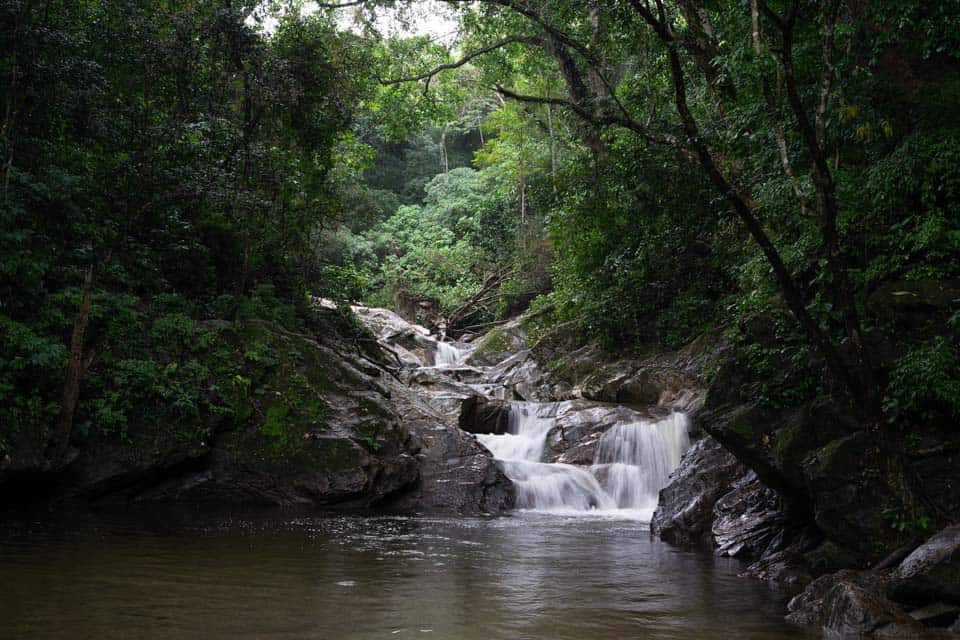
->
434 341 466 367
437 338 692 521
478 404 690 519
0 321 811 639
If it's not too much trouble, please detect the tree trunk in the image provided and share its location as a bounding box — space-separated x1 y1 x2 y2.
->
440 125 449 173
770 0 879 415
751 0 808 217
546 101 557 192
48 266 94 464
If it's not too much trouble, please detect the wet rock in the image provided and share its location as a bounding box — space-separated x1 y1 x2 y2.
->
466 319 528 367
867 279 960 341
803 432 894 559
909 602 960 627
458 396 511 435
582 366 693 408
787 570 925 637
545 401 655 461
712 472 785 558
802 540 863 577
352 304 435 366
651 437 744 548
385 389 514 514
556 434 603 465
80 319 423 508
741 549 814 591
888 525 960 606
347 306 515 513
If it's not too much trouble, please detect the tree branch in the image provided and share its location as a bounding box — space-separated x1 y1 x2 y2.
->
315 1 369 8
751 0 808 217
380 36 544 89
494 84 693 159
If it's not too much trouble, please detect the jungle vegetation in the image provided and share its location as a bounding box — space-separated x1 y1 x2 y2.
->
1 0 958 472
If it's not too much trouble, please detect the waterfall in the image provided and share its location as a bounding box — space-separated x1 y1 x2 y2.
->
434 341 465 367
479 402 690 519
592 413 690 516
479 402 554 462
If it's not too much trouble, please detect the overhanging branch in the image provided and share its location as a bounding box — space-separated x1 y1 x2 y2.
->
494 84 693 159
381 36 544 91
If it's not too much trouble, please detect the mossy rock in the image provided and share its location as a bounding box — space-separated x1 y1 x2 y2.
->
467 326 514 365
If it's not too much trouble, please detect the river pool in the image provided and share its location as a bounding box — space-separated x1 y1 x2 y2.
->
0 508 813 639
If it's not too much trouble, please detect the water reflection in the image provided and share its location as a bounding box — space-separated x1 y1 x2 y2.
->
0 510 812 639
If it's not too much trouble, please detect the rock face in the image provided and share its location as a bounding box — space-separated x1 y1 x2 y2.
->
0 317 424 508
787 570 927 638
384 389 514 513
356 306 515 514
784 525 960 635
652 437 742 547
0 307 515 514
458 396 511 435
887 525 960 606
693 304 960 567
352 304 436 367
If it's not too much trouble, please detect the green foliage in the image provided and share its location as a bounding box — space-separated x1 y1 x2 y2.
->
881 506 933 536
883 338 960 423
356 167 510 314
0 1 370 458
545 143 727 350
4 0 960 480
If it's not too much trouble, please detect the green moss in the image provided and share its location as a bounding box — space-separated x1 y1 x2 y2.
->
771 419 802 466
816 432 869 482
262 405 290 437
470 327 512 362
723 404 766 442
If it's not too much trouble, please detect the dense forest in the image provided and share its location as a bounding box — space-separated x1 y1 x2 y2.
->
1 0 959 636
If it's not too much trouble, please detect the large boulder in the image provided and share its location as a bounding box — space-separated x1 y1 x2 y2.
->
27 319 424 508
133 319 420 507
547 401 658 461
403 367 479 419
384 387 515 514
352 304 435 367
1 310 516 515
651 437 744 547
712 471 786 558
787 570 926 637
465 318 529 367
867 279 960 344
458 395 511 435
888 525 960 606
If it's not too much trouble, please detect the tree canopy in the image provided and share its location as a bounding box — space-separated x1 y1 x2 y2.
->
1 0 958 499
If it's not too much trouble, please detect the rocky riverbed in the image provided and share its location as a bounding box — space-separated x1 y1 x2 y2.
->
2 301 957 637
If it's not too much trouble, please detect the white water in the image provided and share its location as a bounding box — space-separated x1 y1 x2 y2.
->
434 341 466 367
479 402 690 520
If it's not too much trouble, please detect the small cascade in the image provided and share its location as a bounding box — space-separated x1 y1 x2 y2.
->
355 304 692 521
479 402 690 519
479 402 554 462
434 341 466 367
479 403 613 511
592 413 691 516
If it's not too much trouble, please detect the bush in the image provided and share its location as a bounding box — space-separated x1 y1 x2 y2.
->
883 338 960 423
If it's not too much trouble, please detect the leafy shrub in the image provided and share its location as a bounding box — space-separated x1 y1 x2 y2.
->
883 338 960 423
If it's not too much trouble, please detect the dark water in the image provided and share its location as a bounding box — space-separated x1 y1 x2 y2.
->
0 509 812 639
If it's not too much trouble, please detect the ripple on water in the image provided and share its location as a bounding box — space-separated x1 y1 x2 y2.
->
0 510 814 640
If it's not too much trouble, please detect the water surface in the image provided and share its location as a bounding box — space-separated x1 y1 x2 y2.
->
0 509 811 639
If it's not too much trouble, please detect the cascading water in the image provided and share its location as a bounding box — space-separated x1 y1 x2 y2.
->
478 403 614 511
434 341 466 367
360 305 692 520
479 402 690 519
592 413 691 519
